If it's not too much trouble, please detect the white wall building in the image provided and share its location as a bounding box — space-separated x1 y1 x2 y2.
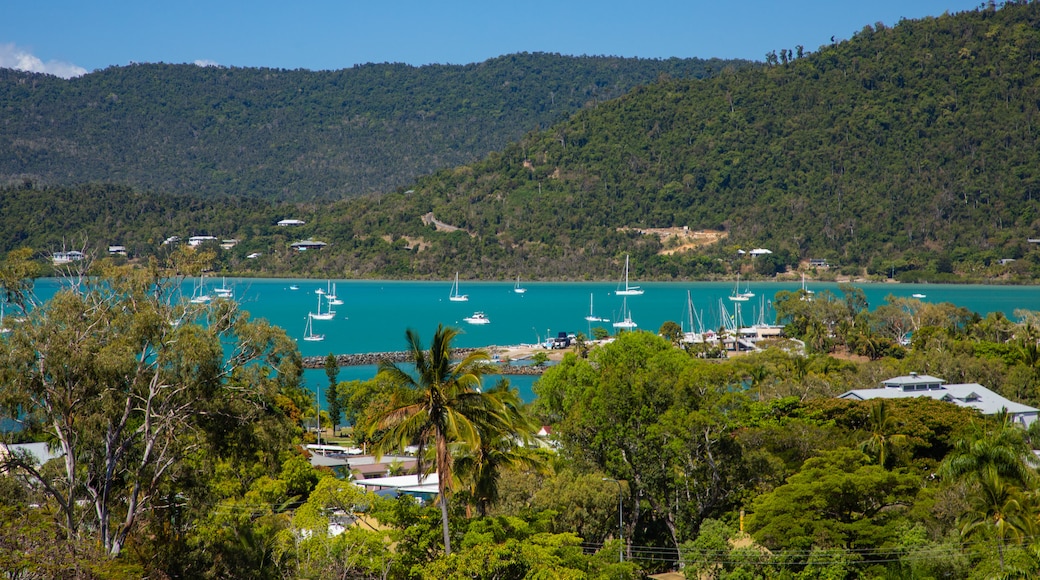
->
838 372 1039 427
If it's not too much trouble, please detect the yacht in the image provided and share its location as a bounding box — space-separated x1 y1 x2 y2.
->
463 312 491 325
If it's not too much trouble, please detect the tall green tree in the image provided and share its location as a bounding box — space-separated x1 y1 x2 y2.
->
858 400 907 468
324 353 342 430
0 261 302 558
958 466 1034 572
369 324 513 555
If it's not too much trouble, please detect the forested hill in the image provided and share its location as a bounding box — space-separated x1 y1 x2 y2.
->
0 53 744 201
7 4 1040 283
290 2 1040 281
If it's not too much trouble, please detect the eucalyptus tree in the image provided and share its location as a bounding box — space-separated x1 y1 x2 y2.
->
0 258 302 558
535 331 749 551
369 324 515 555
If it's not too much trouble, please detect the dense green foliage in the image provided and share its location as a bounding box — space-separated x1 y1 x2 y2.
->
0 54 740 201
301 1 1040 279
6 259 1040 576
6 6 1040 280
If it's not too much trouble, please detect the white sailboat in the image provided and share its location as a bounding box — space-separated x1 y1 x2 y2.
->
585 293 607 322
513 275 527 294
190 275 212 304
728 274 750 302
612 297 638 329
615 255 644 296
302 315 325 342
327 282 344 306
214 276 233 298
310 293 335 321
682 290 710 343
800 273 815 301
449 273 469 302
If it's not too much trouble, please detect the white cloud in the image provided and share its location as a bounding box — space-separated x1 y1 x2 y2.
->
193 59 221 68
0 43 87 79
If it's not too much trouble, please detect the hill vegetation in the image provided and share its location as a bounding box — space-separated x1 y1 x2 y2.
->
5 4 1040 284
313 1 1040 281
0 53 742 201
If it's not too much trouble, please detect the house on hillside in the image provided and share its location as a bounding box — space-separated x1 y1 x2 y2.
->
291 240 327 251
838 372 1039 427
188 236 218 247
277 219 306 227
52 250 85 265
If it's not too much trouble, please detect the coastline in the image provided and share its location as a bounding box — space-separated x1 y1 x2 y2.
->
301 343 568 373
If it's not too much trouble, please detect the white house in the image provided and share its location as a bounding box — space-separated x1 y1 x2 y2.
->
291 240 327 251
52 250 85 264
188 236 218 247
838 372 1039 427
749 248 773 256
277 219 306 227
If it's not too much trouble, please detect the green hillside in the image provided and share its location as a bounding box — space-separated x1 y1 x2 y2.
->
5 4 1040 283
0 54 742 201
293 1 1040 281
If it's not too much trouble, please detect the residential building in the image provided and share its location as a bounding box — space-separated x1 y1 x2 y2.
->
838 372 1039 427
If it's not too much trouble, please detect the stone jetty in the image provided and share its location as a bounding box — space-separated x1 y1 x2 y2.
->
301 349 546 375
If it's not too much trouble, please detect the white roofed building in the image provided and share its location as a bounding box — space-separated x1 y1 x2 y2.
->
278 219 306 226
838 372 1039 427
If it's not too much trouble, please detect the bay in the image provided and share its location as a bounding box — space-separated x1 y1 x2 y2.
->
25 277 1040 407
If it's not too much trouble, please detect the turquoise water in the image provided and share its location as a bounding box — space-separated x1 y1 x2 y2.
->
25 278 1040 405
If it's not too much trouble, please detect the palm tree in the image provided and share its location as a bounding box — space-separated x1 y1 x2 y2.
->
453 380 549 516
959 466 1035 571
858 400 906 468
369 324 510 555
941 410 1039 489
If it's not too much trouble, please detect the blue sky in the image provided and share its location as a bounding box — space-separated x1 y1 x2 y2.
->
1 0 984 78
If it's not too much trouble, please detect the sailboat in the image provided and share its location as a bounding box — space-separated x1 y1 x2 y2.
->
190 275 212 304
585 293 607 322
302 315 325 342
513 275 527 294
449 273 469 302
309 293 335 321
615 255 644 296
800 273 815 301
214 276 233 298
327 282 344 306
682 290 711 343
728 274 750 302
612 297 638 329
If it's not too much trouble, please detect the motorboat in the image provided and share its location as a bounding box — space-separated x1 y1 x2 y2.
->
463 312 491 325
